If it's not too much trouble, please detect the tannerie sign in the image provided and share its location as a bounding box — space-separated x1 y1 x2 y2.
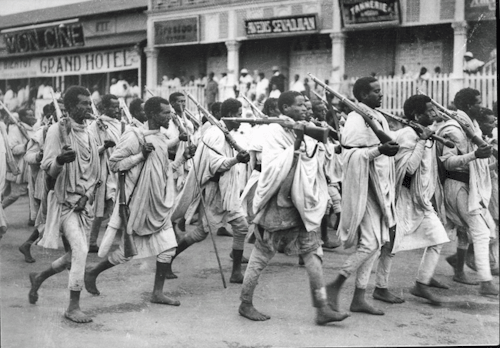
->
3 23 85 54
245 15 318 36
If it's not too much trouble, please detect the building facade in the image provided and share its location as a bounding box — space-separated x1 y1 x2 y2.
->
0 0 148 100
145 0 496 91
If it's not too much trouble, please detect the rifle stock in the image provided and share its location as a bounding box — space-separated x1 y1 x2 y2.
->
308 73 394 144
184 92 245 152
119 171 138 258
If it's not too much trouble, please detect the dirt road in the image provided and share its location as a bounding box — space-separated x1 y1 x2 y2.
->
1 197 498 347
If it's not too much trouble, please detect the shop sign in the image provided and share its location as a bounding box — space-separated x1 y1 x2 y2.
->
0 48 139 79
3 23 85 54
245 15 318 37
154 17 199 46
465 0 495 21
339 0 401 28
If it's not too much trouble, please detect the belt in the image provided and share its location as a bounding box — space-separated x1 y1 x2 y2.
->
446 171 469 184
402 174 412 189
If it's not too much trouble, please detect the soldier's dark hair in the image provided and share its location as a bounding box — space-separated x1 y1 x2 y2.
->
144 96 169 119
278 91 302 114
454 88 480 111
63 86 90 112
221 98 242 118
403 95 432 121
353 77 378 102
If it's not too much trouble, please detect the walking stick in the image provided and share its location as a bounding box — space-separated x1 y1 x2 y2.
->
186 114 227 288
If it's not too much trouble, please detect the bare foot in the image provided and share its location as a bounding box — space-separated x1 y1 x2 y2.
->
326 281 341 311
84 271 100 295
230 272 244 284
479 281 499 297
410 282 442 305
372 287 405 304
151 293 180 306
19 243 35 263
29 273 41 304
429 277 449 289
239 302 270 321
453 272 479 285
350 298 384 315
64 309 92 323
316 305 350 325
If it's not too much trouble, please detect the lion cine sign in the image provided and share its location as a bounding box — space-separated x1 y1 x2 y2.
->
3 23 85 54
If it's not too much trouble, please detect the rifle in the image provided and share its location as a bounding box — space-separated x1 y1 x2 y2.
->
185 91 246 152
311 90 341 113
378 110 455 148
416 89 489 149
221 117 329 144
240 95 265 118
118 171 138 258
183 108 202 129
308 73 394 144
0 100 30 141
119 98 133 124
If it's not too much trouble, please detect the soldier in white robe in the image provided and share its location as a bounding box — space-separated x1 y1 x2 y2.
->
436 88 497 296
382 95 451 304
238 91 349 325
29 86 100 323
2 109 38 218
170 98 250 284
327 77 401 316
84 96 195 306
87 94 122 252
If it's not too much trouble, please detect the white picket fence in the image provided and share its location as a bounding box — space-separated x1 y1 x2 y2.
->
150 72 497 115
148 86 206 113
341 72 497 115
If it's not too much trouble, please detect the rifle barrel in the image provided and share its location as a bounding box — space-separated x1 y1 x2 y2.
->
308 73 394 144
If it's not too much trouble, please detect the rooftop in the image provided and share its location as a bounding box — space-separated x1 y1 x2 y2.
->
0 0 148 30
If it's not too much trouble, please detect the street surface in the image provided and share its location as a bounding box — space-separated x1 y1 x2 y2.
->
1 197 499 347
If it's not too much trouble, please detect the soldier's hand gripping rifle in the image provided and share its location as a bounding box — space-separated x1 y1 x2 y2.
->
416 89 490 150
184 91 246 152
308 73 395 144
220 117 330 144
240 94 266 118
378 109 455 148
